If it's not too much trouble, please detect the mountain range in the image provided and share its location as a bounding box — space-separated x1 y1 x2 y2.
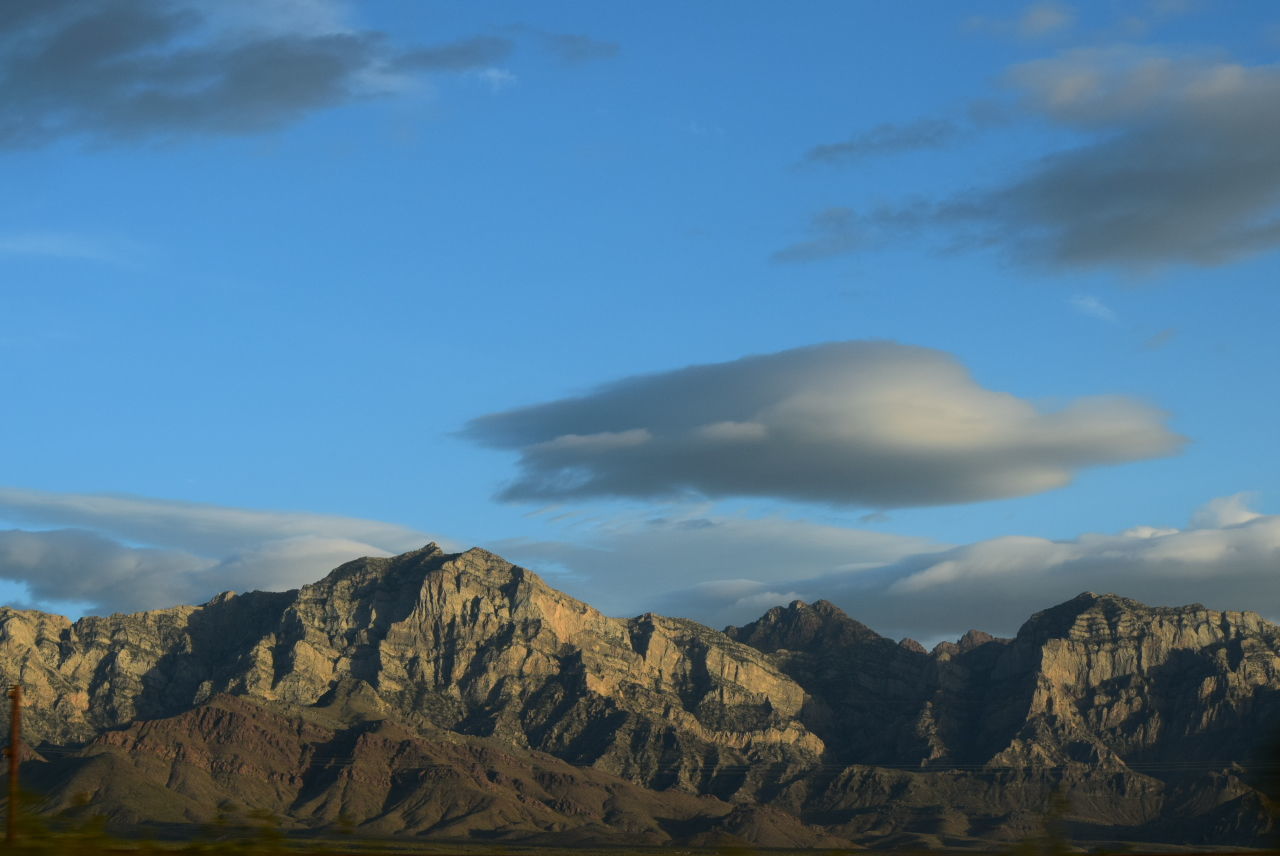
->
1 543 1277 849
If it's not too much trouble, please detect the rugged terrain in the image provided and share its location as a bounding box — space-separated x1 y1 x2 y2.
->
1 543 1278 848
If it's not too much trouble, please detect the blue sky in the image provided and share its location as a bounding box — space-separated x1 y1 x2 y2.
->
2 0 1279 641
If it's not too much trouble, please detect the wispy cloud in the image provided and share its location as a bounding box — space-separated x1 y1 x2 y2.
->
1116 0 1202 36
395 35 513 72
0 486 433 555
0 0 514 147
771 207 865 262
801 118 961 166
1142 328 1177 350
781 47 1280 272
508 26 620 64
991 48 1280 269
476 68 518 93
0 232 146 266
967 2 1077 40
539 31 619 64
1070 294 1118 322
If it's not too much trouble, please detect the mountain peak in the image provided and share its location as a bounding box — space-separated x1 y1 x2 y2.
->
1016 590 1234 647
725 596 883 654
313 542 444 585
1 544 1278 848
401 541 445 559
898 637 928 654
447 545 521 574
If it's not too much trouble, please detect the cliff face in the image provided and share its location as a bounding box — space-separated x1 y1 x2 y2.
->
998 592 1280 767
2 545 1278 847
725 592 1280 772
0 545 821 790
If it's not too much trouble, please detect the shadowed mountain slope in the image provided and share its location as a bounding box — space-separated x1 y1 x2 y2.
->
2 545 1278 846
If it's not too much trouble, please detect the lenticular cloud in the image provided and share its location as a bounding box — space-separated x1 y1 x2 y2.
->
464 340 1184 508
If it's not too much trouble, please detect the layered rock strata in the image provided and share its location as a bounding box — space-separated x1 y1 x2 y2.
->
1 544 1277 846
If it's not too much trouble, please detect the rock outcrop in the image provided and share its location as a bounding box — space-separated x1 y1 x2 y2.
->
2 545 1278 847
1 546 821 791
27 693 787 845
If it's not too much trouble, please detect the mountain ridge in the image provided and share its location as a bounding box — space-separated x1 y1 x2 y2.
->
2 543 1277 848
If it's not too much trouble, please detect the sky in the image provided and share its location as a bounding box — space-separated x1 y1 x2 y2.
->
2 0 1279 643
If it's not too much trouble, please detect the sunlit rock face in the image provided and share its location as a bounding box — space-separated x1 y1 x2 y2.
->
0 545 824 787
727 591 1280 767
1 545 1278 847
998 592 1280 765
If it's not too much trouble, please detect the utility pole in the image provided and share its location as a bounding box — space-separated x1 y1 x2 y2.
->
6 684 18 846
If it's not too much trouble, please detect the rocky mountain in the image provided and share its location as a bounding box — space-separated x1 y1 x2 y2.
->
2 543 1278 849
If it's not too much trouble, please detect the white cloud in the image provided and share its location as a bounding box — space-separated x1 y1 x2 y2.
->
967 2 1076 40
870 498 1280 631
1018 2 1076 38
493 507 944 622
0 529 414 614
498 495 1280 642
1005 46 1254 125
5 486 1275 647
1070 294 1118 322
0 528 213 610
465 341 1184 508
0 487 445 614
0 486 435 556
1189 492 1263 528
477 68 518 92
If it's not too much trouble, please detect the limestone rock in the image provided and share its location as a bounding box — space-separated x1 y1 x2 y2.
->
2 546 1278 847
1 545 822 790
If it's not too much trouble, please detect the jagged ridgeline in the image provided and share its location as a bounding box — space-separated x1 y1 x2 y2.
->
1 543 1278 849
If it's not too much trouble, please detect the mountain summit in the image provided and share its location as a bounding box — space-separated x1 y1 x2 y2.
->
1 545 1277 848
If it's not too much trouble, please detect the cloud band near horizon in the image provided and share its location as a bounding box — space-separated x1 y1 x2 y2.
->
0 486 441 613
1 487 1274 648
